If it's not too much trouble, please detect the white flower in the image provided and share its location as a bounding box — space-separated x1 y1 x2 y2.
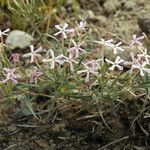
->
108 42 124 54
63 53 78 71
23 45 42 63
105 56 124 71
123 52 140 73
42 50 65 69
0 28 10 37
68 39 86 58
131 60 150 76
137 48 150 64
95 39 124 54
54 23 74 39
130 35 144 47
77 62 99 82
94 39 113 47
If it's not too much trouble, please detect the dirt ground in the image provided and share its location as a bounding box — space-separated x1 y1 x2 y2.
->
0 0 150 149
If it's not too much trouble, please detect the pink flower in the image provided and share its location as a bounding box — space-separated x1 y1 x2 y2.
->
54 23 74 39
2 68 17 83
9 53 20 62
105 56 124 71
68 39 86 58
23 45 42 63
76 21 86 31
30 69 43 84
63 53 78 71
77 62 99 82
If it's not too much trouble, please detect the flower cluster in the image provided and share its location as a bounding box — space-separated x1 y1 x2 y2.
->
94 39 124 54
0 22 150 85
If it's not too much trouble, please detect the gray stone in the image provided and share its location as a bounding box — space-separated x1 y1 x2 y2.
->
7 124 18 133
6 30 34 49
12 102 32 119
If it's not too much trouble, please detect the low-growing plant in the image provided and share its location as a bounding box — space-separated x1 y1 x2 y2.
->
0 21 150 126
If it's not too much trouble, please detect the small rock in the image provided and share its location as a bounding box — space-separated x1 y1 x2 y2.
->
104 0 121 15
7 124 18 133
6 30 34 49
11 102 32 119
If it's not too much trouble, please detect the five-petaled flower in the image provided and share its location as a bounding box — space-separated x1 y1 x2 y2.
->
42 49 65 69
105 56 124 71
0 28 10 38
130 34 144 47
137 48 150 64
94 39 113 47
68 39 86 58
63 53 78 71
108 42 124 54
2 68 17 83
77 62 99 82
23 45 42 63
131 60 150 76
54 23 74 39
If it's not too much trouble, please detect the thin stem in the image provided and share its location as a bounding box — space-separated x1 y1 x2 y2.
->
46 0 52 34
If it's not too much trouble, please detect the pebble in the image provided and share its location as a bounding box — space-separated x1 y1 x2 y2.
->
7 124 18 133
6 30 34 49
11 102 32 119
